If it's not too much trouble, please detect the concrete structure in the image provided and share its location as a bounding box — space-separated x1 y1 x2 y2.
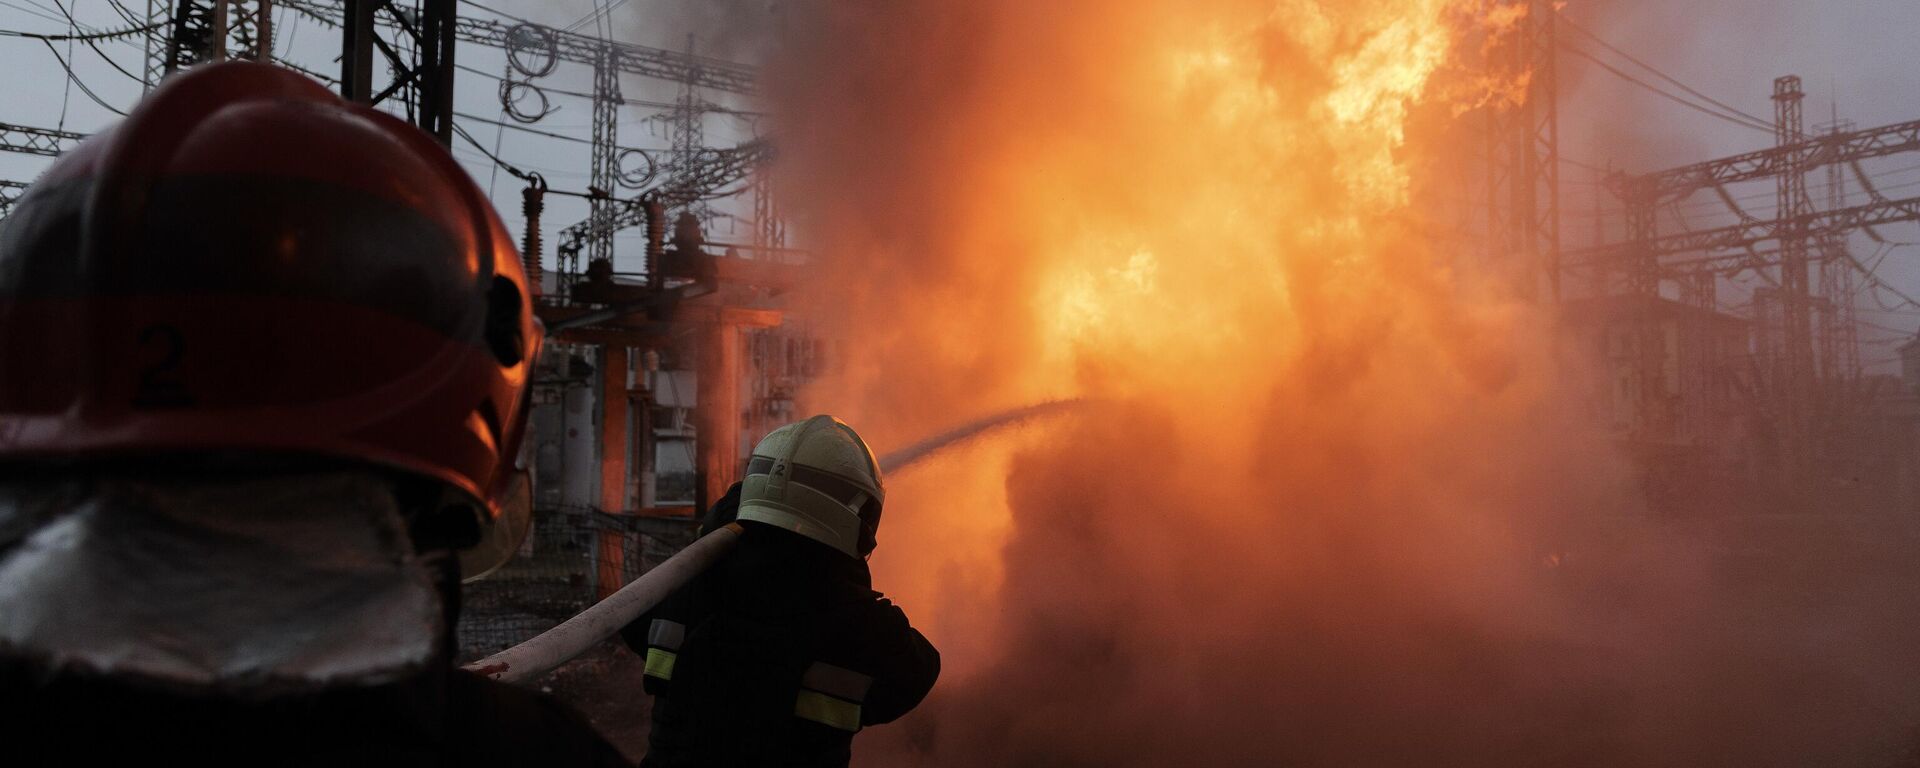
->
1561 294 1752 514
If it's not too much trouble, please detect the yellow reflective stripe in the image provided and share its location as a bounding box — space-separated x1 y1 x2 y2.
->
644 648 677 680
802 662 872 702
794 689 862 732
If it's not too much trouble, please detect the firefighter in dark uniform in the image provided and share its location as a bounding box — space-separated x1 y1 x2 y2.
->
623 415 940 767
0 62 628 766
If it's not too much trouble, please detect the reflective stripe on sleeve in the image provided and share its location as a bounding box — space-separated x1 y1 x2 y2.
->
801 662 873 702
794 689 862 731
644 648 677 680
648 619 686 650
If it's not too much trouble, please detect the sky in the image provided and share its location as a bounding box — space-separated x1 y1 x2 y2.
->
1 0 1918 364
0 0 773 275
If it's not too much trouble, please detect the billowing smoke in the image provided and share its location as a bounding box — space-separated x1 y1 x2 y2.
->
748 1 1920 765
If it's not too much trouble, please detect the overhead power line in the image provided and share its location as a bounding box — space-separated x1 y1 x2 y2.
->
453 121 534 181
32 38 126 115
456 109 601 145
455 0 534 25
1556 12 1774 129
1562 45 1775 135
1570 162 1920 220
0 18 164 41
563 0 629 34
1560 155 1614 175
0 0 70 25
45 0 145 84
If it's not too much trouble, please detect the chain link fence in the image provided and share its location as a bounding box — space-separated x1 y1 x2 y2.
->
458 505 700 662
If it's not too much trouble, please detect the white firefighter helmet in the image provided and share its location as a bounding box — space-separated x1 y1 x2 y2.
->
735 415 885 558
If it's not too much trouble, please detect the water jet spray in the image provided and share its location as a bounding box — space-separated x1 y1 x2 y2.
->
465 400 1083 683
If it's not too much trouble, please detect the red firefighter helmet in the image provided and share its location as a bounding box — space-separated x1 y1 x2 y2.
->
0 62 541 561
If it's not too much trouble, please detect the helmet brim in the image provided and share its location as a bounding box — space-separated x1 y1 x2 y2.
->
459 469 533 583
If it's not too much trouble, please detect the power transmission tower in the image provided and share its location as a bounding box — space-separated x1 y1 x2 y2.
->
1573 77 1920 485
555 139 774 268
0 121 87 212
0 123 87 157
223 0 275 61
1771 75 1814 474
163 0 274 73
585 47 622 274
339 0 458 145
752 164 783 251
1816 115 1861 385
0 179 30 217
1486 0 1561 300
142 1 172 90
663 35 707 222
282 0 756 93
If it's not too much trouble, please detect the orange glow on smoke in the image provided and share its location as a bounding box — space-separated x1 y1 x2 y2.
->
763 1 1636 763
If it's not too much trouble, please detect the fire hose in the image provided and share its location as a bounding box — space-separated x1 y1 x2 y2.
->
464 400 1081 683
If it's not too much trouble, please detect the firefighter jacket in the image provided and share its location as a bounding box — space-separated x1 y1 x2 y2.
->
622 485 940 768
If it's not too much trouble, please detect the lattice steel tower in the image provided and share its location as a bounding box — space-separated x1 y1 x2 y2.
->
1485 0 1562 301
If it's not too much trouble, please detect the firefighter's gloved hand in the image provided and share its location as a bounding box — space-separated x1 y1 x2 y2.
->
698 482 744 537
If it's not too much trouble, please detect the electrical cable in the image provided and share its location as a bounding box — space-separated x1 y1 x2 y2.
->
1570 162 1920 220
0 17 164 40
1561 45 1775 135
452 120 533 181
48 0 145 84
1560 155 1611 174
289 3 309 50
453 150 588 179
456 0 535 25
1858 318 1913 337
1556 12 1775 129
100 0 144 29
53 0 74 128
1845 250 1920 310
280 57 339 86
17 0 67 16
486 63 511 196
36 37 126 115
455 0 752 74
453 61 764 116
561 0 628 34
455 109 599 144
0 0 70 25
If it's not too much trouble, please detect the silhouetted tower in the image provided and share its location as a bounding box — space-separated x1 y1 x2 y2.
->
1486 0 1562 301
162 0 274 75
1773 75 1813 476
585 47 623 276
1816 113 1861 384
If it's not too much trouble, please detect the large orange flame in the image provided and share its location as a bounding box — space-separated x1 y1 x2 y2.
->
756 1 1650 764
